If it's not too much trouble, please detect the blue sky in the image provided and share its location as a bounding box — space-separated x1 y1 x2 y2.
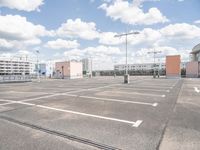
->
0 0 200 70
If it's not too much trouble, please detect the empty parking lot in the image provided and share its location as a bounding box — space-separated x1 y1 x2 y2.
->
0 76 200 150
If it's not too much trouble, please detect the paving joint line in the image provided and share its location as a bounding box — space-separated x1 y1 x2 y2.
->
0 116 121 150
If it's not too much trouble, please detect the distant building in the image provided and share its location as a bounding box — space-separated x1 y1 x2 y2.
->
55 61 82 79
35 63 47 76
82 58 92 75
186 43 200 78
166 55 181 78
190 43 200 61
114 63 166 71
0 59 31 75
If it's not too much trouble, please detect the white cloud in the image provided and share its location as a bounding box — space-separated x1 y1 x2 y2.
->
0 14 54 51
44 39 80 50
99 0 169 25
194 20 200 24
160 23 200 39
63 45 122 70
0 15 53 41
57 18 99 40
133 0 160 7
0 38 14 49
0 0 44 12
64 45 121 58
99 32 124 45
129 28 161 46
99 28 161 46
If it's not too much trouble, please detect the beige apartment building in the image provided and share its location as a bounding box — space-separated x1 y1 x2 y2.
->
55 61 83 79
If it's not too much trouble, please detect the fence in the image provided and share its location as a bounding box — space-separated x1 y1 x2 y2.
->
0 75 32 83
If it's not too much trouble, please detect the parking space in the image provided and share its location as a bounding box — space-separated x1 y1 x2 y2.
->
0 76 195 150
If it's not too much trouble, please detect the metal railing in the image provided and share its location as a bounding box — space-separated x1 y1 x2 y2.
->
0 75 32 83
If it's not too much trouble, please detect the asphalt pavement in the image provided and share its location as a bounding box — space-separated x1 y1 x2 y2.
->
0 76 199 150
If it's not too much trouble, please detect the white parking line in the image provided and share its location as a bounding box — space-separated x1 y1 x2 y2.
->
66 84 121 94
0 83 122 106
194 87 200 93
0 99 18 106
121 85 173 89
101 90 165 98
63 93 158 107
0 91 49 94
22 93 62 102
38 105 143 127
0 99 143 127
112 87 170 93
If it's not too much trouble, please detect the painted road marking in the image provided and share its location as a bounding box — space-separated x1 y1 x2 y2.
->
66 84 121 94
63 93 158 107
0 83 122 106
194 87 200 93
0 99 143 127
101 90 165 98
0 94 61 106
0 91 49 94
22 93 62 102
110 87 170 93
37 105 143 127
120 85 173 89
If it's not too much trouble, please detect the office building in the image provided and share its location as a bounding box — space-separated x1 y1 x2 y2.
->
55 61 82 79
0 59 31 75
114 63 166 71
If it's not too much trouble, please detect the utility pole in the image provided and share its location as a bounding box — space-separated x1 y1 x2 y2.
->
114 31 139 83
148 49 161 78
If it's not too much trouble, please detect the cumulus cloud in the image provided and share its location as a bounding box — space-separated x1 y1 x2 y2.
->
98 32 124 45
63 45 122 70
0 0 44 12
0 14 54 51
57 18 99 40
64 45 121 58
160 23 200 39
99 0 169 25
44 39 80 50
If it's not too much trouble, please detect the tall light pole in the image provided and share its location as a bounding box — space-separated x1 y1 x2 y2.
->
114 31 140 83
148 49 161 78
35 50 40 82
90 57 93 78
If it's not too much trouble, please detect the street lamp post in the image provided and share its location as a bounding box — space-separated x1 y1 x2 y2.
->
114 31 140 83
36 50 40 82
148 49 161 78
90 57 93 78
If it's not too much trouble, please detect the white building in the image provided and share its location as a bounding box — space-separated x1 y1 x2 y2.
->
114 62 186 71
114 63 165 71
0 59 31 75
82 58 92 74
